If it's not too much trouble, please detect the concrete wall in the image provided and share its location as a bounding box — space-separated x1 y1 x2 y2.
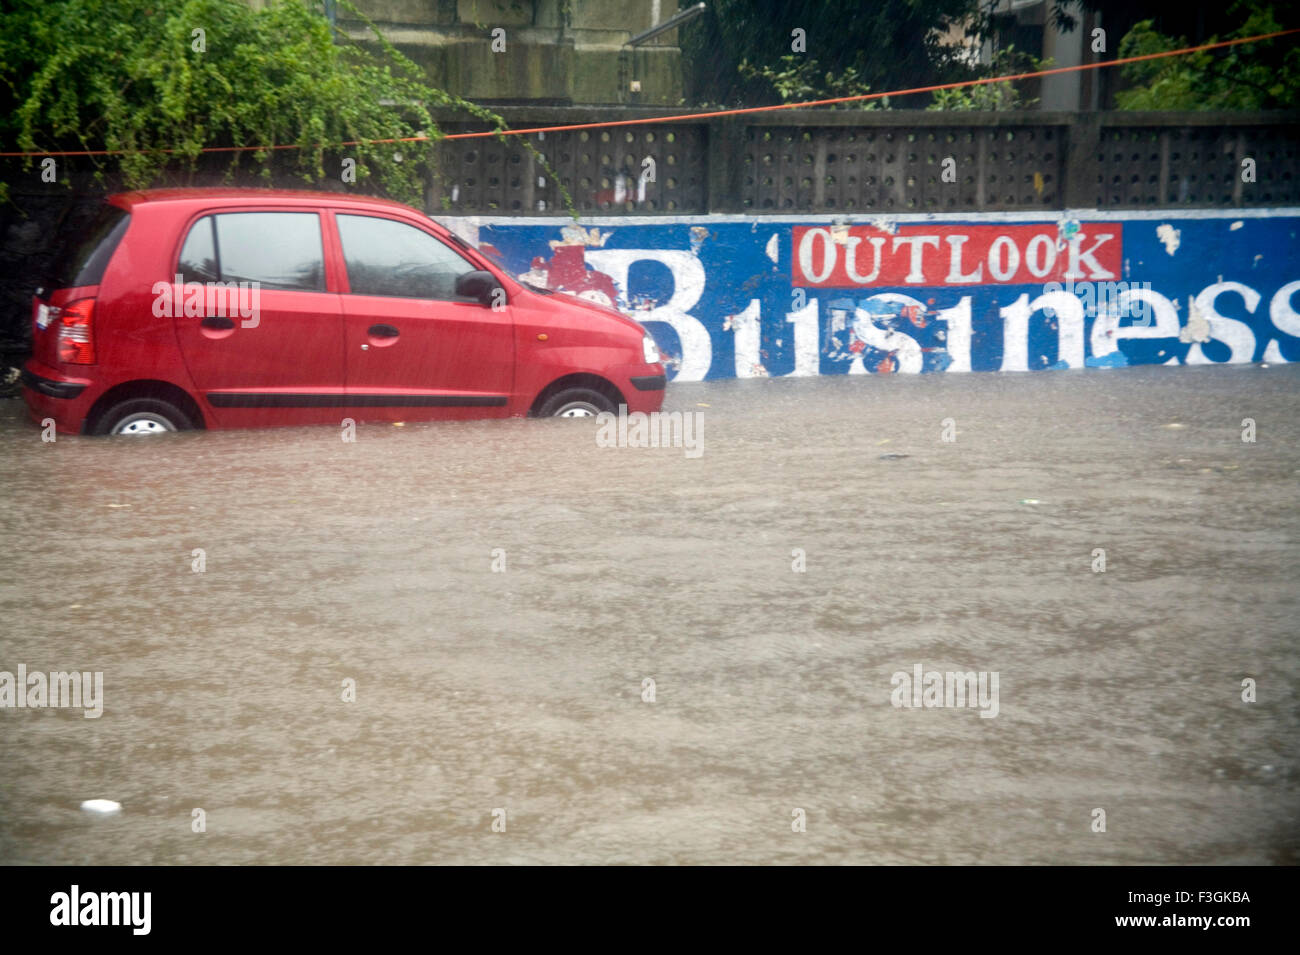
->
441 209 1300 380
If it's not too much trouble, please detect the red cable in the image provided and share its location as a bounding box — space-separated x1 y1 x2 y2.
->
2 27 1296 158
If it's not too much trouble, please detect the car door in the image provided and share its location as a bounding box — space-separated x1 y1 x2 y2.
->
171 210 345 427
333 212 514 422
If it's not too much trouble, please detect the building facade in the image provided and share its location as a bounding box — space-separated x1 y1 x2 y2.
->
336 0 689 106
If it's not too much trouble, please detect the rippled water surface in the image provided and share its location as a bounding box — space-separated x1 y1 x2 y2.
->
1 364 1297 864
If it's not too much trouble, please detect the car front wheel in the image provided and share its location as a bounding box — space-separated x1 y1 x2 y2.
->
538 387 617 418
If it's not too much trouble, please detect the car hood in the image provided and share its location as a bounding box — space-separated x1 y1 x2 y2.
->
527 284 649 335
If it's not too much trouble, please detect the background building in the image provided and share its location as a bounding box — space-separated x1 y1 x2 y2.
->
332 0 691 106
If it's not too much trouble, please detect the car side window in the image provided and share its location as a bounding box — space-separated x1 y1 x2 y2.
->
177 212 324 291
336 214 476 301
214 213 325 292
178 216 218 284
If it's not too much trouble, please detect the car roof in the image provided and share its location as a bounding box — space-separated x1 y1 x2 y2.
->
107 187 429 218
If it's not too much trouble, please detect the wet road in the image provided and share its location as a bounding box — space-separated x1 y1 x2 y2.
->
1 364 1297 864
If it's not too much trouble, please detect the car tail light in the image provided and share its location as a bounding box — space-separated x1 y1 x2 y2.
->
57 298 96 364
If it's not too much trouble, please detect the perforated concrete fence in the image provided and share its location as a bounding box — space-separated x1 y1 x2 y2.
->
1090 123 1299 208
427 108 1299 216
433 119 709 214
739 124 1064 212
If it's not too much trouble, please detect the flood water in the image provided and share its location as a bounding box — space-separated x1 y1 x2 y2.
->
1 364 1297 864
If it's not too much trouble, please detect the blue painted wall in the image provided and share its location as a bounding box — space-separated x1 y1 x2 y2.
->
445 211 1300 381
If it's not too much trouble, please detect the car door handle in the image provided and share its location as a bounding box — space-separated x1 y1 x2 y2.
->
368 324 400 338
200 316 236 330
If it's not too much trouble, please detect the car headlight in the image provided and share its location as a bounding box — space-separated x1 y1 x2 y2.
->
642 333 660 364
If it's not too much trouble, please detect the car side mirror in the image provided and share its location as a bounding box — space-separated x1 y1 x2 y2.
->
455 270 505 307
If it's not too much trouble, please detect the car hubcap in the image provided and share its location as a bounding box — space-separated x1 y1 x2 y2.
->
554 401 601 417
112 413 175 435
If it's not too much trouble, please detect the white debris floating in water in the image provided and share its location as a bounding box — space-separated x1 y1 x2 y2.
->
80 799 121 814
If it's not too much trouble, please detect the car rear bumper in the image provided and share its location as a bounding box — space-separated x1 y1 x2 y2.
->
22 367 87 399
21 361 96 433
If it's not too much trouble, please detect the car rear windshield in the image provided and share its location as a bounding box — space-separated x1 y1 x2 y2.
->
44 203 130 292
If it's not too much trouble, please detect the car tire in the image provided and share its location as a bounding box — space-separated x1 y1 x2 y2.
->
92 398 192 436
538 388 617 418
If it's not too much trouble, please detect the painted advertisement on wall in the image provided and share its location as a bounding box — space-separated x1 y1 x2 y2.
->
450 211 1300 381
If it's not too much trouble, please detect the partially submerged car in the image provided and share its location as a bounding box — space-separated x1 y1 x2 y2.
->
23 188 666 435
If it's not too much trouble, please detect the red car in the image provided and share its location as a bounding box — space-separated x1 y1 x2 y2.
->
22 188 665 435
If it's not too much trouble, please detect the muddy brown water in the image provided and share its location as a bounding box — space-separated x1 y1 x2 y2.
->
1 364 1297 864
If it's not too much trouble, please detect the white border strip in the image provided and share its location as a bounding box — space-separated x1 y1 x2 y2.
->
438 207 1300 229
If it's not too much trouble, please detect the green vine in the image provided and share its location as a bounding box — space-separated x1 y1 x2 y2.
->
737 55 887 109
926 46 1049 112
0 0 574 215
